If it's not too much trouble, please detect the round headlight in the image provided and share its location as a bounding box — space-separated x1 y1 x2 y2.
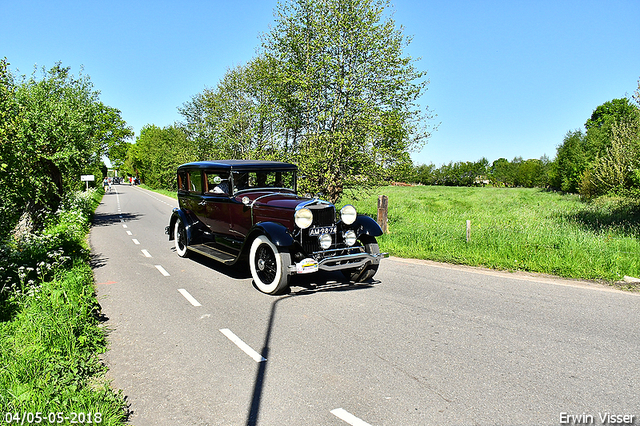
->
295 208 313 229
319 233 332 250
344 230 357 247
340 204 357 225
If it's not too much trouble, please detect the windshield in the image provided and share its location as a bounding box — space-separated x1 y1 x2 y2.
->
232 170 296 194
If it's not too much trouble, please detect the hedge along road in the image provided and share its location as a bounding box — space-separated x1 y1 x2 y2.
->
90 184 640 426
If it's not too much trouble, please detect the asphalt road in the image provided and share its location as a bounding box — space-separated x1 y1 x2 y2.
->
90 184 640 426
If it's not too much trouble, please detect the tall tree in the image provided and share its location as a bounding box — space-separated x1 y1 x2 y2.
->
515 158 547 188
551 130 589 192
0 59 22 236
0 62 132 232
179 63 283 161
260 0 433 201
585 98 640 158
490 158 516 187
126 125 190 189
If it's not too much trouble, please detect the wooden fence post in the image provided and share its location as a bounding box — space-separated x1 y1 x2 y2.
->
378 195 388 234
466 220 471 243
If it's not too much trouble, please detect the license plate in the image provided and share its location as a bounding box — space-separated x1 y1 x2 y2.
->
308 226 336 236
296 258 319 274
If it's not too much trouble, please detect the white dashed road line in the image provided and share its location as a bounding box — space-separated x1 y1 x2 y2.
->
330 408 373 426
126 231 132 236
219 328 267 363
132 239 140 245
155 264 170 277
178 288 202 307
141 249 152 258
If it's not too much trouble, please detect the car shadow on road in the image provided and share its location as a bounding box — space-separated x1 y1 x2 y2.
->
183 248 380 293
246 275 377 426
175 249 253 280
288 272 380 295
177 246 380 293
92 212 143 227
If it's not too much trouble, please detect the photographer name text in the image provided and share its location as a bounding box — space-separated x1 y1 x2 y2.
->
560 412 636 425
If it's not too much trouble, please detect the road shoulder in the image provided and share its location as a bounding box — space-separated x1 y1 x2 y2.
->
389 256 639 294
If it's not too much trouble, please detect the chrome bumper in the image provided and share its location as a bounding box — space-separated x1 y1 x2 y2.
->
318 251 388 272
288 249 388 275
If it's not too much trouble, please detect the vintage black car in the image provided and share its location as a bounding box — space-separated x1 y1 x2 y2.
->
166 160 386 294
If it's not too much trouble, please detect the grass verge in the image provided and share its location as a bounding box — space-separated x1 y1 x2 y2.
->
342 186 640 285
138 184 177 200
0 189 128 423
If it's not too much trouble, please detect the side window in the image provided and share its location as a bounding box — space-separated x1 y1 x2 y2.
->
177 172 188 192
232 171 249 193
188 170 203 193
205 171 230 195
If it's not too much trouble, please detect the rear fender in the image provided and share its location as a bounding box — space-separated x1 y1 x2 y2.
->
168 208 193 243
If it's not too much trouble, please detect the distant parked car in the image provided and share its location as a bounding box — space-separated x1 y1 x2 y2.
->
166 160 386 294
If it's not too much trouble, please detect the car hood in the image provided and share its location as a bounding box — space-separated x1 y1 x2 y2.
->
241 192 310 210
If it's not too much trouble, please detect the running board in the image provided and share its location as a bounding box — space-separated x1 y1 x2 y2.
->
188 244 236 264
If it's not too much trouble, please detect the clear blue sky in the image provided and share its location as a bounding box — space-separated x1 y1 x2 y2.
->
2 0 639 167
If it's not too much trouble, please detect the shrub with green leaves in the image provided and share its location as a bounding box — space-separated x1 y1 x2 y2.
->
0 188 128 423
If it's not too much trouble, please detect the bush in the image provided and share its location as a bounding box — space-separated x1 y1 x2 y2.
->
0 187 126 422
0 189 99 300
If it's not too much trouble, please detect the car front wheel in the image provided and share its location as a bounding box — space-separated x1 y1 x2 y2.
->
174 220 189 258
249 235 291 295
342 240 380 282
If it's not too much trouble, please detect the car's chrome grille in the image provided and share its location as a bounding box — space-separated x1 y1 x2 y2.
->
302 239 320 255
299 205 336 254
310 206 335 226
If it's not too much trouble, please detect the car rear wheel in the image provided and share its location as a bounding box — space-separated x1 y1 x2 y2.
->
342 241 380 282
249 235 291 295
174 220 189 258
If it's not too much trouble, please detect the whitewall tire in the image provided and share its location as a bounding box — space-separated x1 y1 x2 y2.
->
174 220 189 258
249 235 291 295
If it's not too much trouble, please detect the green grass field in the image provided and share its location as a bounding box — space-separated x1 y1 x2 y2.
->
342 186 640 284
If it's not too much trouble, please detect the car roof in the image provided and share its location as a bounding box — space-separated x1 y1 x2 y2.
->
177 160 297 172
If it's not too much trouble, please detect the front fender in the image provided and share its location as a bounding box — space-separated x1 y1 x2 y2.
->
349 214 383 238
247 222 295 248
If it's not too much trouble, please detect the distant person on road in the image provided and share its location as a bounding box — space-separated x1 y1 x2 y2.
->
103 177 109 193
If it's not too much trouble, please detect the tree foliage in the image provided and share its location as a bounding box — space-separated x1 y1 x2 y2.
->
179 62 285 162
588 119 640 198
0 60 132 235
260 0 432 201
410 157 550 188
173 0 433 202
551 95 640 198
125 125 190 190
550 130 590 193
